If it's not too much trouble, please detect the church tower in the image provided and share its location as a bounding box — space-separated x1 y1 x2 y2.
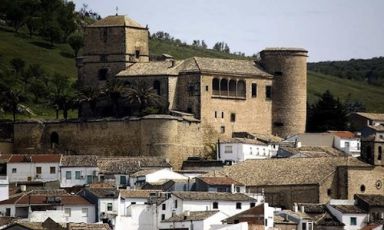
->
361 125 384 166
77 15 149 89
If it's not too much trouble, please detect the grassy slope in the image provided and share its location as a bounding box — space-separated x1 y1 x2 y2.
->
1 26 384 121
308 71 384 112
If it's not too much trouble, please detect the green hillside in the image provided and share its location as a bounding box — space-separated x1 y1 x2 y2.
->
1 26 384 121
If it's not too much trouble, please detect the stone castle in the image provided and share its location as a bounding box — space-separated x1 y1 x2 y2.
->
12 15 308 168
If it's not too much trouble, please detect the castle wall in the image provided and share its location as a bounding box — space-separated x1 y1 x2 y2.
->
13 117 204 169
260 49 308 138
125 27 149 62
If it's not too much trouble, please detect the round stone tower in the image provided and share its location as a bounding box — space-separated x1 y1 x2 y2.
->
260 48 308 138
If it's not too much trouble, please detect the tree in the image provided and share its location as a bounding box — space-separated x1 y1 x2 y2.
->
48 73 72 119
79 87 100 117
6 0 27 32
102 79 125 117
307 90 347 132
10 58 25 75
67 32 84 57
1 88 32 122
42 21 63 46
126 80 166 115
201 40 207 49
25 16 41 38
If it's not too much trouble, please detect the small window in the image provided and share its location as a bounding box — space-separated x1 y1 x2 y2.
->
213 202 219 209
131 202 136 204
161 214 165 220
224 146 232 154
12 168 16 173
98 68 109 81
187 107 192 113
135 50 140 59
236 202 242 209
162 203 166 210
66 171 71 180
50 167 56 174
350 217 357 225
75 171 81 180
82 208 88 217
174 200 178 209
230 113 236 122
215 111 217 118
64 208 71 217
221 112 224 119
274 71 282 76
252 83 257 97
234 220 240 224
220 126 225 134
327 189 331 196
5 208 10 216
266 86 272 99
206 85 209 91
360 185 366 193
236 187 240 193
107 203 113 211
36 167 42 174
250 202 255 208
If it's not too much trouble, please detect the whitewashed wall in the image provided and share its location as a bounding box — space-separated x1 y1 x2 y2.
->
7 162 60 182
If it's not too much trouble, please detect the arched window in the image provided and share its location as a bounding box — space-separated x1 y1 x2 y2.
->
212 78 220 95
50 132 59 148
153 80 161 95
220 79 228 96
237 80 246 98
228 80 236 97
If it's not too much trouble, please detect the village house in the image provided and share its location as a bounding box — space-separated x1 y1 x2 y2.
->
349 112 384 131
60 155 99 188
354 194 384 224
0 189 95 223
2 218 111 230
129 168 189 190
326 199 369 230
328 131 361 157
6 154 61 183
195 176 246 193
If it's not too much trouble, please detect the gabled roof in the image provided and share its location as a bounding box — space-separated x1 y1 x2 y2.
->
355 112 384 121
84 188 119 199
298 203 344 226
117 61 182 77
204 157 369 186
279 146 347 158
328 131 358 139
130 168 163 177
61 155 98 167
355 194 384 207
97 157 171 175
219 138 266 145
197 176 243 186
172 191 255 201
162 211 219 223
332 205 366 214
8 154 61 163
222 204 264 224
119 189 160 199
88 15 145 28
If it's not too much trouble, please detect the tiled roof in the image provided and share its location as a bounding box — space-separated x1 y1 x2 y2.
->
181 160 223 171
279 146 347 158
197 177 243 186
162 211 219 222
88 15 145 28
298 203 344 226
8 154 61 163
204 157 369 186
223 205 264 224
262 47 308 52
0 153 11 163
328 131 358 139
285 133 335 147
0 190 92 206
356 112 384 121
97 157 171 174
119 189 160 199
67 223 111 230
172 191 255 201
142 180 175 191
332 205 366 214
117 61 182 77
61 155 98 167
355 194 384 207
219 138 266 145
130 168 162 177
85 188 119 198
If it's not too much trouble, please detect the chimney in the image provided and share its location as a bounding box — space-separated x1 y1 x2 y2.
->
300 205 305 213
293 203 298 212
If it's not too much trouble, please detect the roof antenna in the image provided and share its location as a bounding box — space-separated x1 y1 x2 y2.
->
115 6 119 16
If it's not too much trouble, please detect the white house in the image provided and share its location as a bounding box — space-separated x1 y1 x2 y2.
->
7 154 61 183
129 168 189 190
157 191 257 227
60 155 99 188
328 131 361 157
0 175 8 202
0 190 95 223
217 138 279 164
326 199 369 230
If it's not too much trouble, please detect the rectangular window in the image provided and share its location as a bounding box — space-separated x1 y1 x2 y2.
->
206 85 209 91
12 168 16 173
221 112 224 118
135 50 140 59
120 175 127 185
224 146 233 153
213 202 219 209
252 83 257 97
50 167 56 174
266 86 272 99
131 202 136 205
66 171 71 180
230 113 236 122
220 126 225 134
174 200 178 209
64 208 71 217
36 167 42 174
162 203 166 210
236 202 242 209
81 208 88 217
350 217 357 225
250 202 255 208
161 214 165 220
302 223 307 230
107 203 113 211
5 208 11 216
75 171 81 180
215 111 217 118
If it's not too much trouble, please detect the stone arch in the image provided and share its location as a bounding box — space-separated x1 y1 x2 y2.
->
237 80 246 98
153 80 161 95
228 79 236 96
220 79 228 96
212 78 220 95
50 132 59 148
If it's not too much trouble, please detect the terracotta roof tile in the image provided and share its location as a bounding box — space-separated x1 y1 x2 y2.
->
332 205 366 214
328 131 358 139
119 189 160 198
162 211 219 222
197 177 243 186
97 157 171 175
61 155 98 167
172 191 255 201
355 194 384 207
8 154 61 163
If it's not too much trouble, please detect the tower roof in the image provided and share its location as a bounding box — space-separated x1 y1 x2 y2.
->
89 15 146 29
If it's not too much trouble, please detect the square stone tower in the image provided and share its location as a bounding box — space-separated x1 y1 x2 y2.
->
77 15 149 89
